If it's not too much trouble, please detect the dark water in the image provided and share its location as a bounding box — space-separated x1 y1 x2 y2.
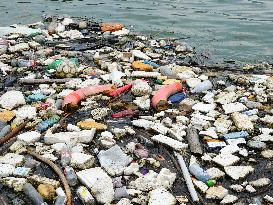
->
1 0 273 65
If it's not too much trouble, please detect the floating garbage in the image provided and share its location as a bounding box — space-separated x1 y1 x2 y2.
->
0 15 272 205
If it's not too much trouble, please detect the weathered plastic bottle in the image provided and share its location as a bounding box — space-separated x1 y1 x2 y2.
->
0 125 10 138
23 183 48 205
77 186 95 205
191 80 213 93
60 147 72 167
55 187 66 205
64 166 78 186
11 59 35 67
54 196 66 205
189 163 211 182
159 66 175 77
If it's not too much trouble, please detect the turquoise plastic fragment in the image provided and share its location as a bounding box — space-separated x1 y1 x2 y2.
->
36 115 61 133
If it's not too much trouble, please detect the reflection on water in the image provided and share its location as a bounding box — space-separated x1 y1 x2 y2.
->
0 0 273 65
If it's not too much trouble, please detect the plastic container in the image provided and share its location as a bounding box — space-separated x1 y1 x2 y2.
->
23 183 47 205
64 166 78 186
189 163 211 183
60 147 72 167
191 80 213 93
77 186 95 205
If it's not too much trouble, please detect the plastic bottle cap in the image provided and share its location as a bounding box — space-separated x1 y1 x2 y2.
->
207 180 216 187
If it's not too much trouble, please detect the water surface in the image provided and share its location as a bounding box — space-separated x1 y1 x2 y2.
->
1 0 273 65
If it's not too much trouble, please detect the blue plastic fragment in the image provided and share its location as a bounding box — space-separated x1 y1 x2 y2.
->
26 93 46 103
143 60 159 68
36 115 60 133
163 45 173 49
224 131 249 139
168 92 187 103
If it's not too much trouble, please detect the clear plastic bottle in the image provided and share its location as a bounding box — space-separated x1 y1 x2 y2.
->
191 80 213 93
189 163 211 182
64 166 78 186
60 147 72 167
23 183 48 205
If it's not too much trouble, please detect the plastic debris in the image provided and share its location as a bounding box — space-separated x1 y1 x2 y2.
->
0 15 272 205
36 115 61 133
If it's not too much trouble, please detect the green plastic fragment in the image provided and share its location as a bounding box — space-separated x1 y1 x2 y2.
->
155 79 163 85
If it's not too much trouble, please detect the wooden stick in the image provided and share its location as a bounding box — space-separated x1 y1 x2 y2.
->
0 121 28 145
27 150 72 205
19 78 74 84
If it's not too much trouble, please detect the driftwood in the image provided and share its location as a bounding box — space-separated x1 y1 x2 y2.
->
186 126 203 155
27 150 72 205
0 121 28 145
19 78 73 84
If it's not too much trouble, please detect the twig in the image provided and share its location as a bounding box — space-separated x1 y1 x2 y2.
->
0 121 28 145
19 78 74 84
27 149 72 205
0 138 16 154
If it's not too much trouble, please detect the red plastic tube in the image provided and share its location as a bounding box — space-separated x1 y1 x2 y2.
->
151 82 183 111
108 84 132 97
62 84 113 111
112 109 138 118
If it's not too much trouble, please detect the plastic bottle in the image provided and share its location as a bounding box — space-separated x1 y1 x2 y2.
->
23 183 48 205
189 163 211 182
159 66 175 77
191 80 213 93
77 186 95 205
64 166 78 186
60 147 72 167
0 125 10 138
54 196 66 205
11 59 35 68
55 187 66 205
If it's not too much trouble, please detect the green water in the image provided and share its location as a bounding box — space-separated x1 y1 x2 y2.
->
1 0 273 65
